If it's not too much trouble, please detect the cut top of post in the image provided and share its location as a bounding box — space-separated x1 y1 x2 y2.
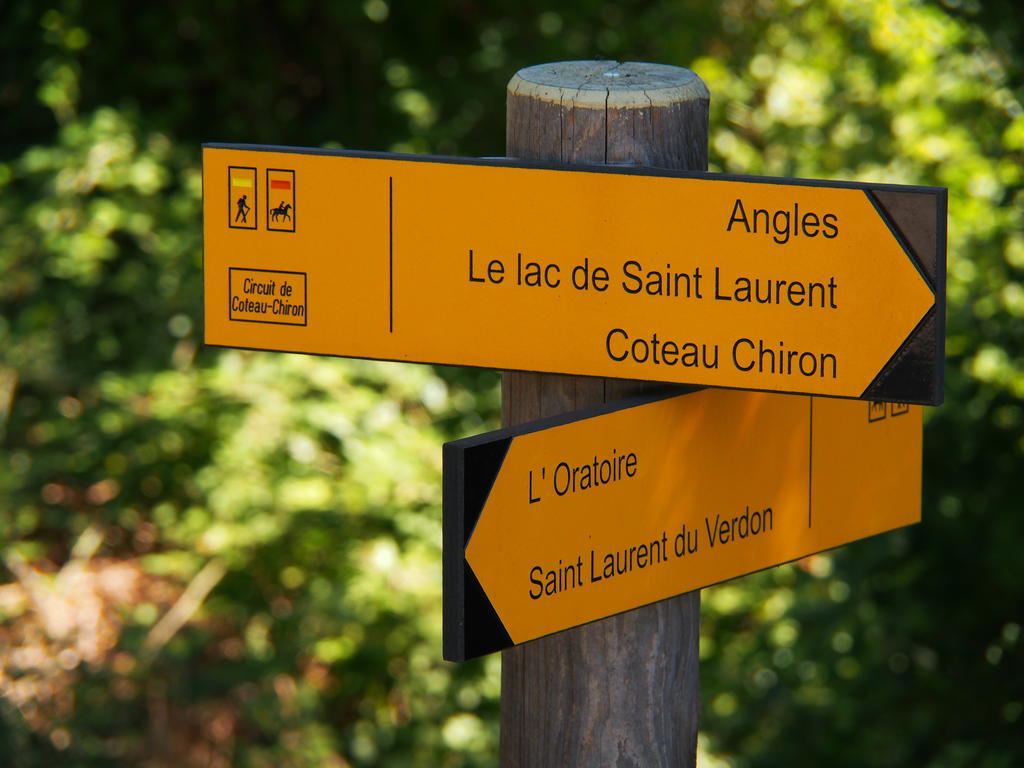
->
507 60 709 109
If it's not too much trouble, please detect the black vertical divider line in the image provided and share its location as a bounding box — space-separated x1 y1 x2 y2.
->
388 176 393 333
808 397 814 528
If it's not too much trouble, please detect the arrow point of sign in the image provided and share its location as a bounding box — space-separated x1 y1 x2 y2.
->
443 436 515 662
862 306 942 404
862 188 946 405
870 188 945 291
458 559 513 661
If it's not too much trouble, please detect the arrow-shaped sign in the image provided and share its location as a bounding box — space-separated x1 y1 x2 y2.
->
443 389 921 661
204 145 945 404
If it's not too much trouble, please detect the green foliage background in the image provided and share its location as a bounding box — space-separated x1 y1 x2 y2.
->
1 0 1021 765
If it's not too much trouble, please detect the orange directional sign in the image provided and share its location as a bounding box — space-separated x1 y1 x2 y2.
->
204 144 945 404
443 389 921 661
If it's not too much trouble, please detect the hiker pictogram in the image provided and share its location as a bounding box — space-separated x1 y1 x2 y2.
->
228 166 257 229
267 169 296 232
236 194 252 223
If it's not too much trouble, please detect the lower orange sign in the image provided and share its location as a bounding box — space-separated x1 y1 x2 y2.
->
443 389 921 661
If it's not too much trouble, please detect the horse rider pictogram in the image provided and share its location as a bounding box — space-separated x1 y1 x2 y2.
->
266 168 296 232
271 202 292 222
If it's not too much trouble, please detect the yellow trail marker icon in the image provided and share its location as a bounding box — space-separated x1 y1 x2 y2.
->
228 165 257 230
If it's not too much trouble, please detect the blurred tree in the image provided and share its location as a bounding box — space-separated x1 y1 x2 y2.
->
927 0 1023 93
0 0 1021 766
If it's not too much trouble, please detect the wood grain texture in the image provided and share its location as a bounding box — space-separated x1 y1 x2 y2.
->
501 60 707 768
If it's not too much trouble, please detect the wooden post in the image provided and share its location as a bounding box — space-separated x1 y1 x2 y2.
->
501 61 709 767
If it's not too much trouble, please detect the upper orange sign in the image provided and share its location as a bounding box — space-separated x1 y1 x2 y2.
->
444 389 922 661
203 144 945 404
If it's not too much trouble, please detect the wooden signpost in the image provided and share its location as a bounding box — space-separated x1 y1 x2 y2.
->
444 388 922 661
498 62 709 767
202 60 945 768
